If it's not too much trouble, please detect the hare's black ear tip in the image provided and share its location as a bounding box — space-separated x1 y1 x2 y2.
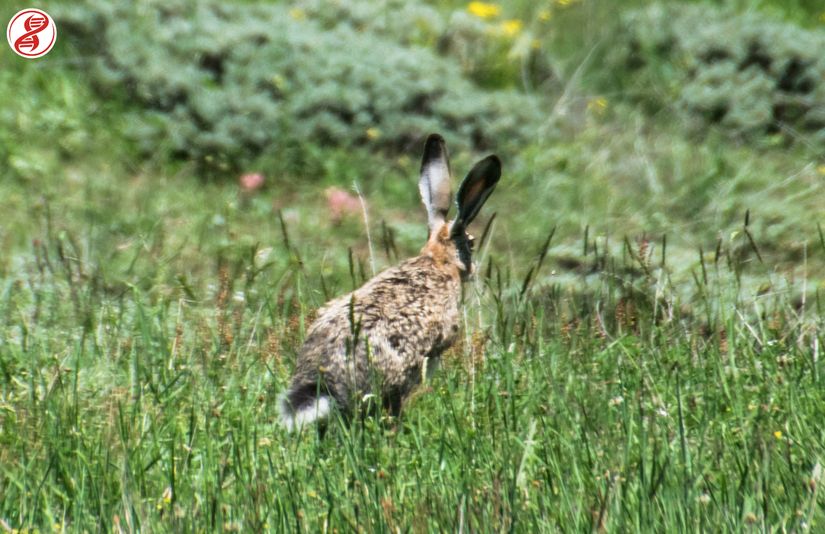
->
425 133 445 144
422 134 447 161
484 154 502 181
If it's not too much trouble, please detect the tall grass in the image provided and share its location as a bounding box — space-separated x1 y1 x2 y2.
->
1 0 824 530
1 201 822 531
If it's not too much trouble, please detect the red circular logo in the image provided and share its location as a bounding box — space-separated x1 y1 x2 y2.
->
7 8 57 59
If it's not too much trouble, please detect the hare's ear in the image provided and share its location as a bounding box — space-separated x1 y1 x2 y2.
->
453 155 501 233
419 133 453 234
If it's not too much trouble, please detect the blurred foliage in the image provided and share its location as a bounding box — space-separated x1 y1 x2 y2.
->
41 0 825 174
608 3 825 146
1 0 822 284
296 0 555 90
55 0 543 175
1 2 824 530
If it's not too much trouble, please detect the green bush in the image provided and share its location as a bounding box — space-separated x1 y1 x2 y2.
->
56 0 544 175
295 0 553 90
608 4 825 146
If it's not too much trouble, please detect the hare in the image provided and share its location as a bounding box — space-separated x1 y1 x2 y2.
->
279 134 501 430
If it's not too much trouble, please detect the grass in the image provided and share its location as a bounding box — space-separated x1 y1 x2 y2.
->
1 203 823 531
1 0 825 531
0 157 822 530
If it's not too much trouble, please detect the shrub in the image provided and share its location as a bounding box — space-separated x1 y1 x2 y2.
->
295 0 554 90
608 4 825 147
56 0 545 175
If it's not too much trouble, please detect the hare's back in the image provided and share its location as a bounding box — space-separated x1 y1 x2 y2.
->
315 255 458 332
299 255 461 378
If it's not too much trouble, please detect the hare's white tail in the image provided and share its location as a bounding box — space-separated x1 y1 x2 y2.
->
279 386 331 431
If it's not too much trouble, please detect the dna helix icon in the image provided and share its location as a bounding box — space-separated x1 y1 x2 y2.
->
14 13 49 55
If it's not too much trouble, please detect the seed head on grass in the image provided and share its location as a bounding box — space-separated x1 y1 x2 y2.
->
264 330 283 370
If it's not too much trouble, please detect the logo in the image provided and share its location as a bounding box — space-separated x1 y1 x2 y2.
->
7 8 57 58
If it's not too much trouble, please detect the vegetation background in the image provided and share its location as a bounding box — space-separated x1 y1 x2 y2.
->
1 0 823 531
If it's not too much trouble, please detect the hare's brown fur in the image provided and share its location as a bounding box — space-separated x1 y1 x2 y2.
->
280 134 500 429
285 226 461 417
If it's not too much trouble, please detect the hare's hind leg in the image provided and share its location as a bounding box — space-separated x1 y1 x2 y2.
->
381 388 403 418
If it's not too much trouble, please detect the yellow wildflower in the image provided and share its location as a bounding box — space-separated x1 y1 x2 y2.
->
773 430 782 440
816 164 825 176
272 74 286 91
289 7 306 21
500 19 523 37
588 96 608 114
156 487 172 511
366 127 382 140
467 2 501 19
538 9 552 22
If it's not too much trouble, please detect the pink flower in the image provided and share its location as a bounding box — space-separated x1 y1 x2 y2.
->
324 187 362 223
239 172 265 192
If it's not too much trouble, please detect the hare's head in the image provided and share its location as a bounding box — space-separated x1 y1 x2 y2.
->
418 134 501 279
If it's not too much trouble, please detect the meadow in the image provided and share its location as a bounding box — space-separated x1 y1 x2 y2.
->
1 0 824 531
